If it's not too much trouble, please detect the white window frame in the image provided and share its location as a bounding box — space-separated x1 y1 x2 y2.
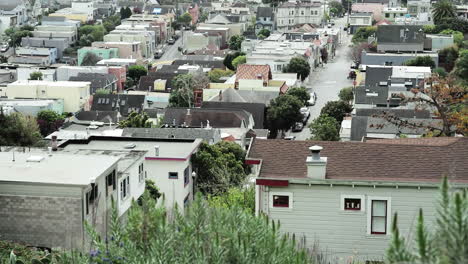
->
269 192 293 209
120 176 130 201
367 196 391 236
340 194 365 212
138 163 144 184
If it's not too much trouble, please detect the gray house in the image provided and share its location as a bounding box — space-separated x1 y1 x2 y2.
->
247 138 468 262
22 36 71 59
256 7 275 34
376 25 425 52
361 50 439 67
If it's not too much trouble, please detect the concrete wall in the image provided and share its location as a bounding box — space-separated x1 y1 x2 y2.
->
361 52 438 67
17 68 56 81
377 43 424 53
21 37 71 59
77 48 119 66
258 183 442 262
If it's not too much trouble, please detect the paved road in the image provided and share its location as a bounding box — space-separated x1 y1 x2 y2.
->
155 37 183 63
290 17 354 140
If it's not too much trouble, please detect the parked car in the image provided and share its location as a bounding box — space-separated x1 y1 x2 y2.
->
327 24 332 28
283 136 296 140
300 107 310 119
308 92 317 106
154 49 164 59
0 43 9 52
167 38 175 45
292 122 304 132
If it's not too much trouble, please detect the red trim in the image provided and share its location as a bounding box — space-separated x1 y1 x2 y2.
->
245 159 261 165
146 157 186 161
256 179 289 187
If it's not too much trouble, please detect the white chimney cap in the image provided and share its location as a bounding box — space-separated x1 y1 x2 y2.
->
310 145 323 152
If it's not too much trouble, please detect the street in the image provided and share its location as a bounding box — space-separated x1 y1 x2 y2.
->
290 17 354 140
154 36 183 63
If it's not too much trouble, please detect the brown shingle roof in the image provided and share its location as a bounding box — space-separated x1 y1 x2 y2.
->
248 138 468 183
235 64 272 83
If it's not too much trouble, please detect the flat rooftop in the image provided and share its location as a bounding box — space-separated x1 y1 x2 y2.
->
0 149 119 185
8 80 91 87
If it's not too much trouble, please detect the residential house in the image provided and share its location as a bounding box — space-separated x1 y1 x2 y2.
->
97 58 137 67
456 5 468 20
69 73 118 94
202 101 266 129
0 68 16 86
0 98 64 116
125 14 174 42
407 0 431 18
172 59 226 71
9 47 58 66
115 23 163 44
276 1 323 32
22 36 71 60
207 87 280 107
6 80 91 112
247 137 468 260
122 127 222 144
376 25 425 52
49 1 98 23
33 25 78 43
92 42 143 60
424 34 454 51
183 32 222 54
77 47 119 66
0 0 28 35
255 7 275 34
234 64 291 94
382 7 407 21
194 27 230 49
41 16 81 30
104 30 156 59
16 67 56 81
91 94 146 117
0 148 123 250
351 4 384 22
349 13 373 34
60 136 203 211
361 50 438 67
56 66 108 81
198 14 245 37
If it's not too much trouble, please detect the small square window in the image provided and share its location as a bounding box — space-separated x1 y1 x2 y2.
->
273 195 289 207
169 172 178 179
344 198 361 210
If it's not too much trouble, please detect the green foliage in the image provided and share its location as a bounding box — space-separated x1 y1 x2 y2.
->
36 110 64 137
261 0 287 7
404 56 436 69
433 67 448 77
386 213 414 263
177 12 192 25
79 25 106 43
320 100 352 124
454 49 468 81
423 25 437 34
80 52 101 66
117 112 152 128
435 17 468 34
208 69 234 83
169 74 194 107
1 241 57 264
257 28 271 39
309 114 340 141
127 65 147 83
207 186 255 215
352 26 376 44
283 56 311 81
438 46 459 72
120 6 132 20
338 87 354 103
439 29 464 47
386 177 468 264
232 55 246 69
95 88 110 95
137 179 162 205
229 35 245 50
4 27 33 47
29 72 43 80
329 1 344 16
287 87 310 106
192 141 249 195
432 0 456 24
0 110 42 146
266 94 303 135
103 15 121 32
223 51 245 71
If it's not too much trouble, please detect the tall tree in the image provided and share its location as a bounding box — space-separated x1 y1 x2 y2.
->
454 49 468 82
36 110 64 137
232 55 246 69
117 112 152 128
432 0 456 24
404 56 436 69
320 100 353 124
29 72 43 80
351 26 377 44
127 65 148 83
223 51 245 71
0 110 42 147
177 12 192 26
438 46 459 72
266 94 303 137
228 35 245 51
169 74 194 107
338 87 354 103
309 114 340 141
329 1 344 16
81 52 101 66
287 87 310 106
283 56 311 81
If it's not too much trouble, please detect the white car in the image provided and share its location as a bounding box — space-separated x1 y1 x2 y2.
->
300 107 310 118
0 43 9 53
308 92 317 106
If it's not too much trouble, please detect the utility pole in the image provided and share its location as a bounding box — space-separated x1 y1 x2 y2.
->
347 0 351 27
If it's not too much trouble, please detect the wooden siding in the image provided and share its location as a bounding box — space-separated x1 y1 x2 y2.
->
259 183 439 262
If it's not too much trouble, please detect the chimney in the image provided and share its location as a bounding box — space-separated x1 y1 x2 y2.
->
154 146 159 156
306 145 327 179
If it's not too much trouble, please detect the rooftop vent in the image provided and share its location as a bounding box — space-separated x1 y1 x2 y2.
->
379 81 388 86
26 156 45 162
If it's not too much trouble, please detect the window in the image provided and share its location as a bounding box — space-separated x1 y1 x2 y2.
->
301 11 304 15
184 167 190 186
340 195 364 211
169 172 178 179
120 176 130 200
105 170 116 196
86 184 98 214
367 197 391 235
138 163 144 183
270 192 293 209
385 13 389 18
184 194 190 207
276 64 282 71
315 10 318 15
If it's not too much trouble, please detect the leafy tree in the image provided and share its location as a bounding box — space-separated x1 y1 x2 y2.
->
320 48 329 64
29 71 43 80
266 94 303 137
192 141 248 195
329 1 344 16
320 100 352 124
95 88 110 95
137 179 161 205
432 0 456 24
78 34 94 47
287 86 310 106
433 67 448 78
207 186 255 215
128 65 148 83
103 15 121 32
348 42 376 64
351 26 377 44
404 56 436 69
338 87 354 103
36 110 64 137
385 177 468 264
120 7 126 19
454 49 468 82
117 112 152 128
379 75 468 136
0 110 42 146
79 25 106 42
229 35 245 50
223 51 245 71
438 46 459 72
309 114 340 141
81 52 101 66
177 12 192 26
168 73 209 107
232 55 246 69
121 6 132 19
4 28 33 47
283 56 311 81
439 29 464 47
423 25 437 34
257 28 271 39
208 69 234 83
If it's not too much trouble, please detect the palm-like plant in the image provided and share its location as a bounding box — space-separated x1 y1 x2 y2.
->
432 0 456 24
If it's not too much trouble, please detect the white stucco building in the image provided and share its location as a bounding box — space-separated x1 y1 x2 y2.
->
276 1 323 32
